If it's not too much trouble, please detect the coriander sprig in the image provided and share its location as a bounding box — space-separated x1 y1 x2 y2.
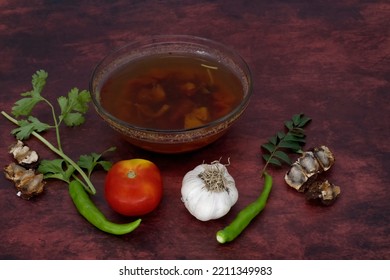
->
10 70 90 150
261 113 311 174
1 70 111 194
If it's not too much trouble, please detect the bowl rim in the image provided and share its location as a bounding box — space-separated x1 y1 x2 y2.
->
90 34 253 135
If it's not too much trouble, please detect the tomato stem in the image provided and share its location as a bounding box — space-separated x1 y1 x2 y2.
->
127 170 137 179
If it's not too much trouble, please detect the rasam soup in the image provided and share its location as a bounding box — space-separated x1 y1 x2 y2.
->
99 54 244 130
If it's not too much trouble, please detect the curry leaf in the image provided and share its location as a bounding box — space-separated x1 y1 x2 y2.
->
262 154 281 167
261 113 311 173
261 143 275 154
274 150 292 165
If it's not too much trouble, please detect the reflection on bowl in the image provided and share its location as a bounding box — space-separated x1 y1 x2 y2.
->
90 35 252 153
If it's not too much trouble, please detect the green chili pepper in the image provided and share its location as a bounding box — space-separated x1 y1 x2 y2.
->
69 180 141 235
216 172 273 243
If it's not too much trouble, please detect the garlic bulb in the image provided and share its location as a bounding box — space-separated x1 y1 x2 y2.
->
181 161 238 221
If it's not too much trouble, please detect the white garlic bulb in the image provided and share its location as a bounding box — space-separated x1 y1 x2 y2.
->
181 161 238 221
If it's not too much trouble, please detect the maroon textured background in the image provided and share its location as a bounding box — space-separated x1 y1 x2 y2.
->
0 0 389 260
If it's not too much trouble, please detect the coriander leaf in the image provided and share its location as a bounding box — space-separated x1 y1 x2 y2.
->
58 88 91 126
69 88 91 113
12 91 44 117
77 147 116 177
62 112 86 126
11 70 48 117
11 116 51 140
98 160 114 171
38 159 75 182
2 70 98 194
32 70 48 94
77 153 101 176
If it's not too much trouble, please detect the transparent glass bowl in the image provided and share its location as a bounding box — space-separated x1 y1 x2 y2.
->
90 35 252 153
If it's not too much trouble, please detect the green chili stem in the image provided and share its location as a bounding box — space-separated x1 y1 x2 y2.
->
1 110 96 194
216 172 273 244
69 180 141 235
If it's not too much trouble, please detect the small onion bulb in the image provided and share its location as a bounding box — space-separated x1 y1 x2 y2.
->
181 160 238 221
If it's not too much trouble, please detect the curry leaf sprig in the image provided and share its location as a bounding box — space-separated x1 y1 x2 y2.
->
216 113 311 244
260 113 311 174
1 70 112 194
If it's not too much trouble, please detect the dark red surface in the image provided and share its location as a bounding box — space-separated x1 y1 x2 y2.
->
0 0 389 260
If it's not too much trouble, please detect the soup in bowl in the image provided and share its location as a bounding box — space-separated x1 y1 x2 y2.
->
90 35 252 153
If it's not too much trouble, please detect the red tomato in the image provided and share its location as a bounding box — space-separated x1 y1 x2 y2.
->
104 159 163 216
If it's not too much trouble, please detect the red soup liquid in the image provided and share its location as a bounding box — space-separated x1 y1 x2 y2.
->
99 54 244 130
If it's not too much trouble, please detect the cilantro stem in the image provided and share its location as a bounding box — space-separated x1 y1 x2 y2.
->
42 98 63 152
1 110 96 195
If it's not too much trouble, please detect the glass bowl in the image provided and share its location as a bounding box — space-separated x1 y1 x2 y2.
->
90 35 252 153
